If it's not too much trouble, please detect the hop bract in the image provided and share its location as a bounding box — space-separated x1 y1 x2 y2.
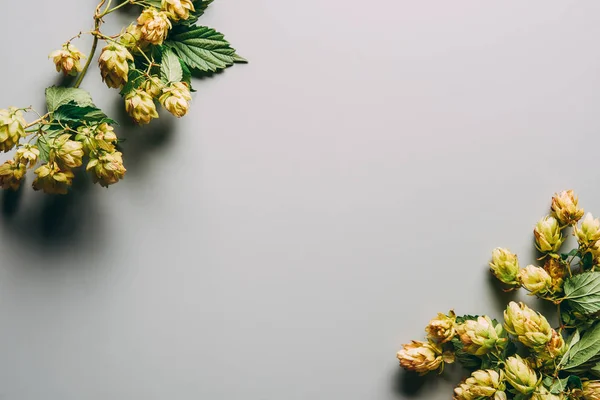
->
137 8 171 45
517 265 552 295
455 316 507 356
453 369 506 400
583 380 600 400
32 162 74 195
87 151 126 187
534 216 564 254
125 89 159 125
575 213 600 247
49 43 85 76
425 310 456 344
503 302 552 350
503 355 540 395
531 386 565 400
159 82 192 117
396 340 443 375
0 107 26 152
551 190 584 226
543 258 566 293
489 247 520 287
0 159 26 190
162 0 195 21
99 43 134 89
15 144 40 169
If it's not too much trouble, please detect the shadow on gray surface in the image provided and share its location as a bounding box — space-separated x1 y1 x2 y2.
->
0 168 103 252
392 369 432 397
113 97 178 178
486 269 518 311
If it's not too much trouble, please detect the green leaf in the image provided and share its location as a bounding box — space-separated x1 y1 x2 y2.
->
36 130 63 163
165 25 246 73
558 330 580 369
592 363 600 377
144 0 162 7
53 103 115 127
583 252 594 270
120 67 145 96
562 323 600 370
544 376 582 394
561 248 579 260
160 48 183 83
564 271 600 315
45 86 94 113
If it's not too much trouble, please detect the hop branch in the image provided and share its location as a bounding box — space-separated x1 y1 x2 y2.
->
0 0 245 194
396 190 600 399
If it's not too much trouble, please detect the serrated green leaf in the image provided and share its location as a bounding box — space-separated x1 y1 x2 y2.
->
564 271 600 315
160 48 183 83
53 103 115 127
563 323 600 370
165 25 246 73
45 86 94 113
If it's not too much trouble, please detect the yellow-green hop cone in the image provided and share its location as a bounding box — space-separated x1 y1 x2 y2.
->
76 123 118 155
49 43 85 76
0 159 26 190
161 0 195 21
503 301 552 350
531 386 564 400
125 89 159 125
575 212 600 247
583 380 600 400
87 151 126 187
32 162 74 195
0 107 26 152
137 8 171 45
542 329 566 360
489 247 520 287
551 189 584 226
455 316 507 356
396 340 444 375
51 134 84 169
99 43 134 89
517 265 552 295
543 258 566 293
453 370 507 400
144 76 164 98
504 355 540 395
159 82 192 118
119 23 147 52
534 216 564 254
425 310 456 344
15 144 40 169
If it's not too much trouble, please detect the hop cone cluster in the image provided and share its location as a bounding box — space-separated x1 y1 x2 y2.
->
397 190 600 399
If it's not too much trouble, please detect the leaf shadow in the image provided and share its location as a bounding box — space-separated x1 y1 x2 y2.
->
0 168 104 255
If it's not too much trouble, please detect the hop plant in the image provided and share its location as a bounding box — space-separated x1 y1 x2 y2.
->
0 0 245 195
396 190 600 400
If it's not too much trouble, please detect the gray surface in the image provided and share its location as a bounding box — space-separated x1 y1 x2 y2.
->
1 0 600 399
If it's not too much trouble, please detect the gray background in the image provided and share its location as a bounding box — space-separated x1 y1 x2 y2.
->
1 0 600 399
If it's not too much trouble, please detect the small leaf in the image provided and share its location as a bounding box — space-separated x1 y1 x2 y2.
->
561 249 579 260
564 271 600 315
558 330 580 369
165 25 246 73
583 252 594 269
160 47 183 83
562 322 600 370
592 363 600 377
45 86 94 113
